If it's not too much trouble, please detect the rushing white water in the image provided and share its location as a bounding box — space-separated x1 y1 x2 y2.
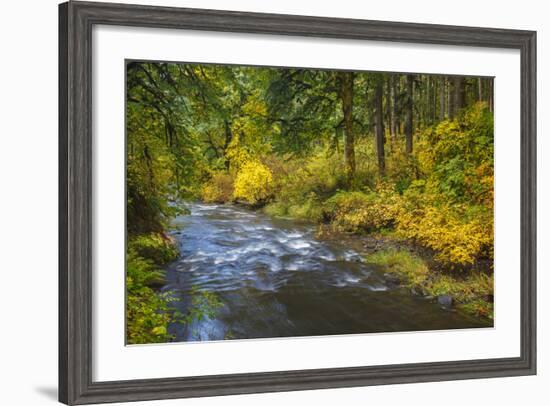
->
162 203 490 342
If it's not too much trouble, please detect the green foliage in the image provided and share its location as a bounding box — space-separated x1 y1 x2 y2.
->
126 233 224 344
262 201 288 217
286 196 323 220
265 194 324 221
416 102 494 205
187 288 224 322
265 69 341 154
126 250 173 344
385 145 418 193
292 149 349 197
128 233 179 266
262 147 348 220
126 245 224 344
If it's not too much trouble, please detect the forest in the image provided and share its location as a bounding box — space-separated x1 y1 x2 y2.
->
126 61 494 344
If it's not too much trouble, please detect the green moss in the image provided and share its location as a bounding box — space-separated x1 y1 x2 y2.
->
457 300 494 320
366 248 493 320
367 248 429 287
425 272 493 303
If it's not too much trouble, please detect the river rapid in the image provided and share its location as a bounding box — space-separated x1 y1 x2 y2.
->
162 203 490 341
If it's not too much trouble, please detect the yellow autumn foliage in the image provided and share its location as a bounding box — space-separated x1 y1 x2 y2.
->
233 161 274 205
201 172 234 203
396 203 493 266
324 184 401 233
323 179 493 266
225 133 251 172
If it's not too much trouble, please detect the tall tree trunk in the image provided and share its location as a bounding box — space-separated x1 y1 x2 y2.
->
405 74 414 154
488 78 494 112
385 76 392 142
453 76 466 114
374 76 386 176
425 75 432 126
413 79 419 128
432 76 437 123
339 72 355 182
439 77 446 121
223 120 233 170
392 75 399 136
389 75 396 141
478 78 483 102
448 76 455 119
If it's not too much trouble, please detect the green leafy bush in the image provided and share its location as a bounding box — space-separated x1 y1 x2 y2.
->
128 233 179 266
416 102 494 205
126 246 223 344
126 250 173 344
264 148 347 214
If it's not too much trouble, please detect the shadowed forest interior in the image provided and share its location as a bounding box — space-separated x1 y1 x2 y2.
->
126 61 494 344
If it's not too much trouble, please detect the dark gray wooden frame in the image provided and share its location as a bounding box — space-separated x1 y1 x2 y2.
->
59 1 536 404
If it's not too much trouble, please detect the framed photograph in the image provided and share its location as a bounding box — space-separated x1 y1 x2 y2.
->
59 1 536 404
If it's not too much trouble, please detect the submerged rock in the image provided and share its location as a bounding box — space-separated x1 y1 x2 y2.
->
383 273 401 287
437 294 453 308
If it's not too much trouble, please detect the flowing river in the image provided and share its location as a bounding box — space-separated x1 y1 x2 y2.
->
162 203 491 341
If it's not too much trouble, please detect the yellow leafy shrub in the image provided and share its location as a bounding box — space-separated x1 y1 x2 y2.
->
201 172 234 203
396 203 493 266
324 184 401 233
242 94 268 117
233 161 274 205
225 133 251 171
